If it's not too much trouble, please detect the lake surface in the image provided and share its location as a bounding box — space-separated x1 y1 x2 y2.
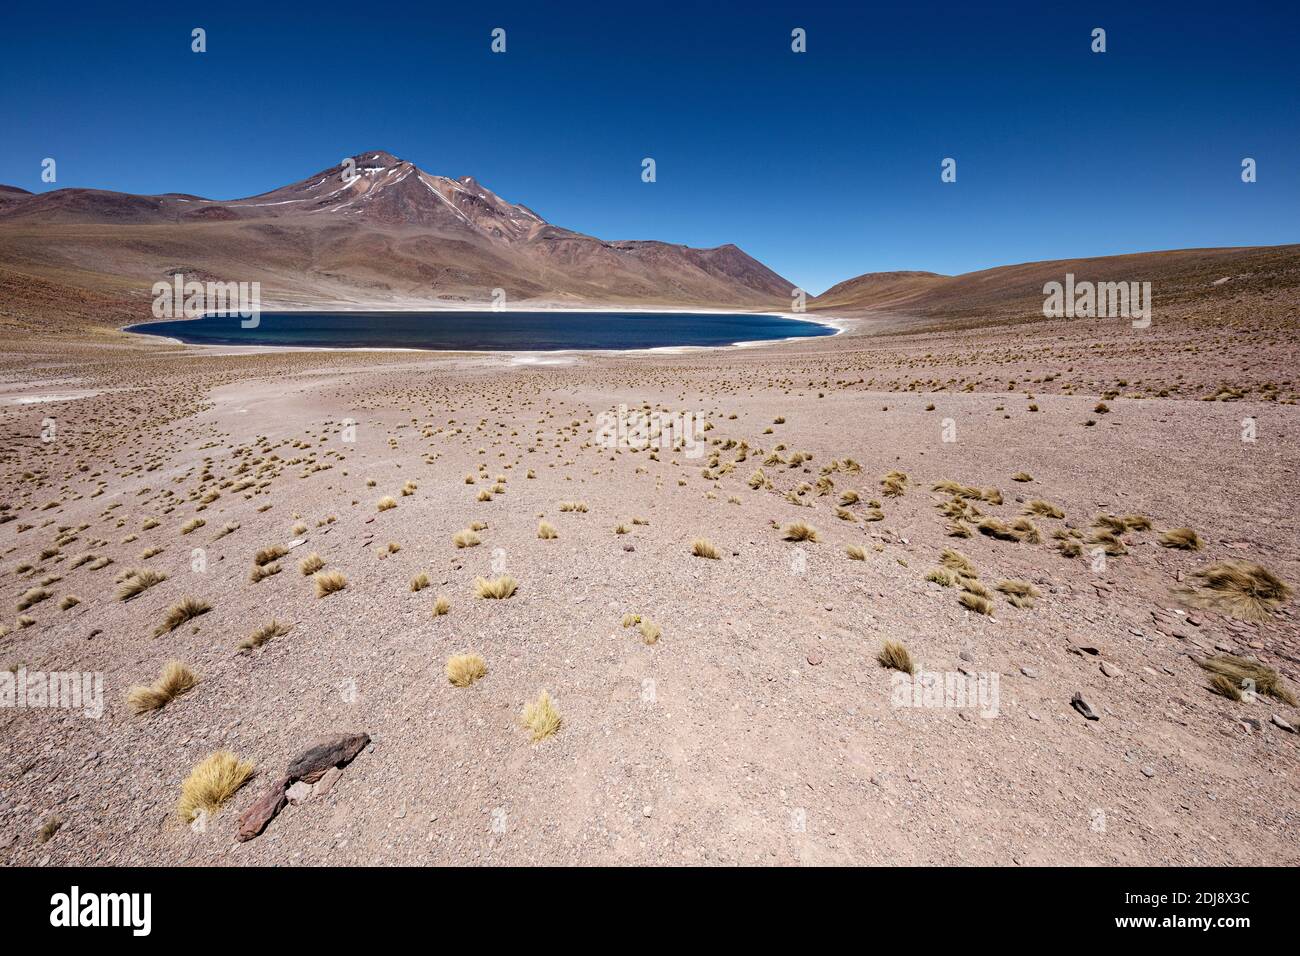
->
125 311 837 351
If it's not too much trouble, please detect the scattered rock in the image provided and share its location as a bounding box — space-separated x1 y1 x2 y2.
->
313 766 343 797
1100 662 1123 678
1020 665 1039 679
286 781 313 806
806 653 822 666
236 776 289 842
1071 693 1100 721
238 733 371 842
286 733 371 784
1141 766 1156 778
1270 714 1295 733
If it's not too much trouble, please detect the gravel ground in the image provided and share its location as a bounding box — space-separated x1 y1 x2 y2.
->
2 317 1297 866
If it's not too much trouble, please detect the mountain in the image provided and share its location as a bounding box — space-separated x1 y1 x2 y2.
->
0 151 794 316
809 245 1300 327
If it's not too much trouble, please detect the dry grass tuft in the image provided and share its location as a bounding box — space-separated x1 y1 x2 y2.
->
153 596 210 636
314 569 348 597
410 572 430 592
176 750 255 823
519 690 562 742
254 544 287 566
127 661 199 713
1207 673 1243 701
997 579 1040 608
1025 500 1065 519
239 619 290 651
1197 654 1296 705
925 567 960 587
637 619 662 645
1181 561 1291 622
1159 527 1202 550
377 496 397 512
453 529 481 549
977 518 1020 542
940 548 977 577
691 538 721 559
432 594 451 616
877 639 915 674
845 544 867 561
880 470 908 497
116 568 167 601
537 520 558 539
446 653 487 687
250 562 281 584
474 575 517 599
17 587 50 611
782 521 820 542
959 592 995 615
298 552 325 575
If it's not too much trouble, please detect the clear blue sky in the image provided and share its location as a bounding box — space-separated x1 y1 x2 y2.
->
1 0 1296 294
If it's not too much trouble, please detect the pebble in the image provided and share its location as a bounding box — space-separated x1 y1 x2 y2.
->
1020 666 1039 679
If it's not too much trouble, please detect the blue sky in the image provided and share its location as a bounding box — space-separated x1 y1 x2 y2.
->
1 1 1296 294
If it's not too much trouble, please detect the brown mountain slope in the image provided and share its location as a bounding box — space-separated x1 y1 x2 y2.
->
0 151 794 319
810 245 1300 329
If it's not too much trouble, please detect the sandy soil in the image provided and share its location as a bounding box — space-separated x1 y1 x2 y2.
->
1 312 1297 866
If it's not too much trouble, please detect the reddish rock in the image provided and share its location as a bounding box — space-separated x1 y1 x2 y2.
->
286 733 370 784
236 776 289 842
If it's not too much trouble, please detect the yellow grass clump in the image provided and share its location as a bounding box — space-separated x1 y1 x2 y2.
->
959 592 995 615
377 496 397 512
446 653 487 687
153 596 210 636
432 594 451 616
1181 560 1291 622
996 579 1040 609
127 661 199 713
453 529 481 548
474 575 517 599
239 619 290 651
1159 527 1202 550
782 522 820 542
116 568 167 601
1197 654 1296 705
314 569 348 597
254 544 287 566
176 751 255 823
691 539 721 559
538 520 558 539
520 690 562 742
637 619 662 645
877 640 915 674
298 552 325 575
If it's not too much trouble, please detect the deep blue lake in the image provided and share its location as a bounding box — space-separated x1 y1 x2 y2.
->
125 311 837 351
